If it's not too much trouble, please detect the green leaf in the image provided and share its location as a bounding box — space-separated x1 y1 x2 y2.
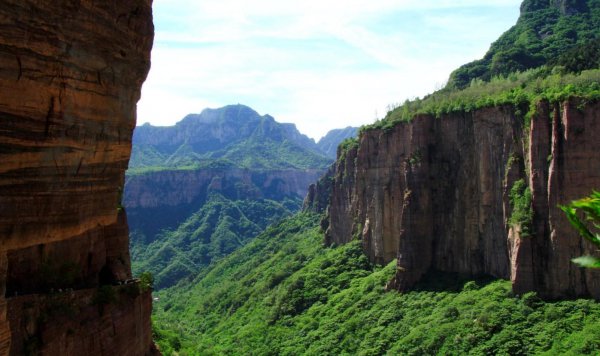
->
572 256 600 268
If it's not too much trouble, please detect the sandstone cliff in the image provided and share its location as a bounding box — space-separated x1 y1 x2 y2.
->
0 1 155 354
314 99 600 299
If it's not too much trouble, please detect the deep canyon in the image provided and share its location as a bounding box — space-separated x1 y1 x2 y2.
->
1 0 599 354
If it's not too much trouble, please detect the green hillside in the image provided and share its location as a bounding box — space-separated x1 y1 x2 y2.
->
126 104 360 290
151 214 600 355
131 193 299 289
362 0 600 133
448 0 600 89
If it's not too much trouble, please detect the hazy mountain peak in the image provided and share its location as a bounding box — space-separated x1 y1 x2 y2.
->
179 104 261 126
130 104 332 171
317 126 359 158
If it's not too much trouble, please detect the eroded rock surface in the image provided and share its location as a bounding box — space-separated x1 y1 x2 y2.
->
0 1 155 354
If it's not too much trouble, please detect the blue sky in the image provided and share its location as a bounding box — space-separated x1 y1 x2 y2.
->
137 0 522 139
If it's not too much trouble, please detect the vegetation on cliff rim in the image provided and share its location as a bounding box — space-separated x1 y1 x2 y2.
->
336 136 359 163
151 213 600 355
316 126 359 159
364 68 600 133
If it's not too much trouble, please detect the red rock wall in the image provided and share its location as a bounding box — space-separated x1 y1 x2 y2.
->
7 285 153 355
513 99 600 298
323 100 600 298
0 0 155 354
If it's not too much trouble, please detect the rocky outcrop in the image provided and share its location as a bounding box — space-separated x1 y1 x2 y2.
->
0 0 155 354
125 168 324 240
317 99 600 299
303 166 335 214
7 283 153 355
517 99 600 298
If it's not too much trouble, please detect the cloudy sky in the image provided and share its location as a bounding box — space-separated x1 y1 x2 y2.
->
137 0 522 139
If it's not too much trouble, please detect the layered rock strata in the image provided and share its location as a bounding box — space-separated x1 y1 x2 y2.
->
0 0 155 354
317 99 600 299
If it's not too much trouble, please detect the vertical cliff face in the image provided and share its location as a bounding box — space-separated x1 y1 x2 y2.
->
516 99 600 298
0 1 155 355
319 99 600 299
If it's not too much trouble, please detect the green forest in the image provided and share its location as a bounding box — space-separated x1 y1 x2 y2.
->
131 193 300 289
151 214 600 355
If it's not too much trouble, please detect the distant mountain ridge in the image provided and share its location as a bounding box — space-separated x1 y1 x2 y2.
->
316 126 359 158
130 104 333 171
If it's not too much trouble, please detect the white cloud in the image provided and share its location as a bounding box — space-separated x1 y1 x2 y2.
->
138 0 522 139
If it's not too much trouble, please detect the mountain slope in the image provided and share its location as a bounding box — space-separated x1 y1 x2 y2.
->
448 0 600 88
129 104 331 171
152 214 600 355
131 192 297 289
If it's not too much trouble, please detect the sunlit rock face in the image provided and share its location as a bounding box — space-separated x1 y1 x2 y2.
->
317 100 600 299
0 1 156 354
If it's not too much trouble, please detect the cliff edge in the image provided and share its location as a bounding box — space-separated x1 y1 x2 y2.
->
313 99 600 299
0 1 155 354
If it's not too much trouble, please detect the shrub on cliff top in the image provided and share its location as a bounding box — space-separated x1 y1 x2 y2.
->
365 68 600 132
